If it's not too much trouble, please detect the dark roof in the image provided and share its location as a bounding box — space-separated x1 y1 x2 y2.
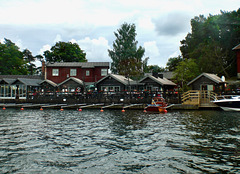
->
39 79 58 87
96 74 135 86
58 77 84 86
11 78 42 86
187 73 225 86
0 76 42 86
46 62 110 68
233 43 240 50
161 71 174 79
0 75 42 79
0 78 16 84
145 71 174 79
139 74 176 86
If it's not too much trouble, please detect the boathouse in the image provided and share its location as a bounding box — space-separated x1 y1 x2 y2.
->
57 77 84 93
139 73 177 92
39 79 57 93
187 73 226 93
0 75 43 100
95 74 142 91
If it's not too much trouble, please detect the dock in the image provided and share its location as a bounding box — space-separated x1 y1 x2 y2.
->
0 102 221 111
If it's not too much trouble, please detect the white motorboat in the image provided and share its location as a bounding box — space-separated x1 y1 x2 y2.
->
212 95 240 111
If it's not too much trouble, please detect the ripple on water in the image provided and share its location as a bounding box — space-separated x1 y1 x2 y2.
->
0 109 239 173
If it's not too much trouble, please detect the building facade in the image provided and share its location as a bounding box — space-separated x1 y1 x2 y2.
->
44 62 110 84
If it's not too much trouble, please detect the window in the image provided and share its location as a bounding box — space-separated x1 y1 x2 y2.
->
114 86 120 92
52 69 59 76
101 86 120 91
70 69 77 76
101 69 108 76
86 70 90 76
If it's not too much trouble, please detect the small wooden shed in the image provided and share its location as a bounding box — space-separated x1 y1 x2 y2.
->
187 73 226 93
139 74 177 91
95 74 138 92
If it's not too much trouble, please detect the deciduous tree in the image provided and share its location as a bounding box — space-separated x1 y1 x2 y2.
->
180 8 240 78
0 39 28 75
44 41 87 62
173 59 200 91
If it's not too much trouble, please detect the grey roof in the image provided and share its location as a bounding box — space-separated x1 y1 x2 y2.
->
46 62 110 68
139 74 176 86
11 78 42 86
160 71 174 79
0 78 16 84
0 75 42 79
96 74 135 86
145 71 174 79
187 73 225 86
39 79 58 87
58 77 84 86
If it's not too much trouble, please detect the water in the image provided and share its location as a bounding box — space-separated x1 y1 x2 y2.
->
0 109 239 173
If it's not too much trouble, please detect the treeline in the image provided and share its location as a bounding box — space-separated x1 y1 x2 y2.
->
167 8 240 87
0 39 37 75
0 39 87 75
1 8 240 78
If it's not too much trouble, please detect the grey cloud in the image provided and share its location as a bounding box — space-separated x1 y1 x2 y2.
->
153 12 191 36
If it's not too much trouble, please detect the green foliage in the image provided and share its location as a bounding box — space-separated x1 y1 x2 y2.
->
180 8 240 78
166 56 183 71
174 59 200 91
44 41 87 62
23 49 36 75
0 39 28 75
108 22 146 77
144 65 165 73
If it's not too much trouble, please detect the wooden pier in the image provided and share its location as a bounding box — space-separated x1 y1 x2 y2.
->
181 90 219 109
1 90 222 111
0 102 147 111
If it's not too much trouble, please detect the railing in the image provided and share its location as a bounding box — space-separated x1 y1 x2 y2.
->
24 91 180 104
182 90 200 105
182 90 218 105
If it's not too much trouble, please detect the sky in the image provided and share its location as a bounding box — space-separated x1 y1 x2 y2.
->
0 0 239 67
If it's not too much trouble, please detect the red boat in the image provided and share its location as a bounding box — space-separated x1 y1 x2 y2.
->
144 97 167 113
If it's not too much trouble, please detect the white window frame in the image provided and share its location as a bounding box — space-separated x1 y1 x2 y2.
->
101 69 108 76
70 69 77 76
86 70 90 76
101 86 120 91
52 69 59 76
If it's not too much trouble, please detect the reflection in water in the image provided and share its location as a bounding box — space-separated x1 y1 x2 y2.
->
0 109 239 173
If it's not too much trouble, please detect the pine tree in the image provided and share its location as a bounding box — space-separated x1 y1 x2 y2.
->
108 23 145 77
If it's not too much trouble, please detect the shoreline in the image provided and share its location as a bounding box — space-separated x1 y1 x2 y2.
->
0 102 221 111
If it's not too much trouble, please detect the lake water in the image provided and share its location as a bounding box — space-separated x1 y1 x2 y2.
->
0 108 239 173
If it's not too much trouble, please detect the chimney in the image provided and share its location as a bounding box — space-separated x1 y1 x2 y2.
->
159 74 163 79
152 72 158 78
41 61 46 80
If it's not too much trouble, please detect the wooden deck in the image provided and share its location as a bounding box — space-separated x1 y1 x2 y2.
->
182 90 219 108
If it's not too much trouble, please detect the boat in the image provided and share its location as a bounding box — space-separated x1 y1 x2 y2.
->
212 95 240 111
144 97 167 113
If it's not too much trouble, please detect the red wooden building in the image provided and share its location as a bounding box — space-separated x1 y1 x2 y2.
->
43 62 110 84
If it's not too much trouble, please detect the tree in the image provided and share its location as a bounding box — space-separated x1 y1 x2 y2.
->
144 65 165 73
108 23 146 77
43 41 87 62
173 59 200 91
180 9 240 77
166 56 183 71
0 38 28 75
22 49 36 75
